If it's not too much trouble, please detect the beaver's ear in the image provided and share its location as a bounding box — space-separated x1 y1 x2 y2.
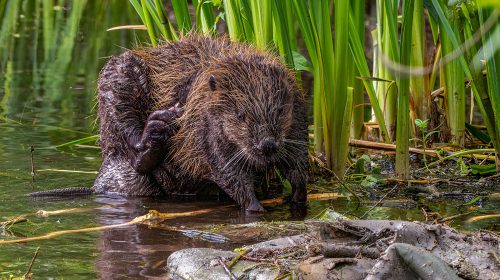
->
209 75 217 91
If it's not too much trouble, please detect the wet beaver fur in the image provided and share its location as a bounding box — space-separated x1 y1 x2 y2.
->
93 35 308 211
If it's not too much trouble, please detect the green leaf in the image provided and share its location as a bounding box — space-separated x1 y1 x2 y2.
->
463 195 486 206
318 208 348 221
415 119 429 131
361 175 386 188
465 123 491 144
292 51 312 72
274 167 292 193
470 164 496 175
477 0 500 7
354 154 371 174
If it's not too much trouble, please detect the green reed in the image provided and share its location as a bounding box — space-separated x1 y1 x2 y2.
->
478 6 500 169
350 1 365 140
192 0 216 34
431 0 500 170
409 0 429 132
375 0 399 141
395 0 415 178
122 0 500 175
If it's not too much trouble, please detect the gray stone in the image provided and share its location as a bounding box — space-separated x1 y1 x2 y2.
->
166 248 281 280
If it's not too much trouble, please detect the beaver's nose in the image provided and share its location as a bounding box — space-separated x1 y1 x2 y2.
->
258 137 277 156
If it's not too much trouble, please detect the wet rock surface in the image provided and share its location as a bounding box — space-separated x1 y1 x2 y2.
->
166 219 500 280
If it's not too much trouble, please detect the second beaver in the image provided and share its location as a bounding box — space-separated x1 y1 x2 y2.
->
93 35 308 211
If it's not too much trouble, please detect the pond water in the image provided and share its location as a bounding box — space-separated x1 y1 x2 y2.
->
0 1 498 279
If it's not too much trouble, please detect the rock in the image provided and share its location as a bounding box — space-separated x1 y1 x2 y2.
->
297 257 375 280
166 248 281 279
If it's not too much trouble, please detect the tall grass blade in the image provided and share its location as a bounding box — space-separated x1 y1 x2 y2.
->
350 1 365 140
331 0 351 176
250 0 272 48
348 13 390 143
395 0 415 178
140 0 157 45
272 0 294 68
409 0 429 134
479 8 500 169
431 0 500 167
193 0 216 34
171 0 192 34
292 0 322 152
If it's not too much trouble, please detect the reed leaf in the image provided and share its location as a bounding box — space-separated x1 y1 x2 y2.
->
193 0 216 34
431 0 500 169
348 13 390 143
350 1 365 140
395 0 415 178
292 0 321 152
271 0 294 69
409 0 429 132
331 0 351 176
140 0 157 45
171 0 192 34
250 0 272 48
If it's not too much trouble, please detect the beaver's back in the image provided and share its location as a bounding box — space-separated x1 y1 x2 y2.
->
133 36 232 110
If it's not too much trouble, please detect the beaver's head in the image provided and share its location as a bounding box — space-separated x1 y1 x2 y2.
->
194 56 299 170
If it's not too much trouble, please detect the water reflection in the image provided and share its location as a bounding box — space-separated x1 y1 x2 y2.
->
93 195 286 278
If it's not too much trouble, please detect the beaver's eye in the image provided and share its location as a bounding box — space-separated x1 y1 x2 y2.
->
237 112 245 121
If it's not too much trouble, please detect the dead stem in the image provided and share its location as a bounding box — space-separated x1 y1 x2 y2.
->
274 272 291 280
30 145 35 183
260 193 347 206
218 256 237 280
361 184 400 219
36 208 93 217
0 217 28 228
23 247 40 279
0 209 212 245
228 248 252 268
466 213 500 223
438 212 474 223
36 169 98 174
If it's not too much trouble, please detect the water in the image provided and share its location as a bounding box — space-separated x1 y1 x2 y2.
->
0 1 498 279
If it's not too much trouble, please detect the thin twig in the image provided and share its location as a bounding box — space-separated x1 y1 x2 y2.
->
24 247 40 279
361 184 400 219
241 255 275 263
0 217 28 228
274 272 291 280
438 212 474 223
228 248 252 268
218 256 237 280
350 139 437 156
30 145 35 183
421 208 429 222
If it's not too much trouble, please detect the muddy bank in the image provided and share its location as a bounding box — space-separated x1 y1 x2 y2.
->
166 219 499 279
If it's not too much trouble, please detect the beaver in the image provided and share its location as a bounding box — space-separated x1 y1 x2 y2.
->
34 35 308 212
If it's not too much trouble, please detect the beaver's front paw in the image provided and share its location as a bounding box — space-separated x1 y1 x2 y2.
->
137 105 184 149
132 105 183 173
